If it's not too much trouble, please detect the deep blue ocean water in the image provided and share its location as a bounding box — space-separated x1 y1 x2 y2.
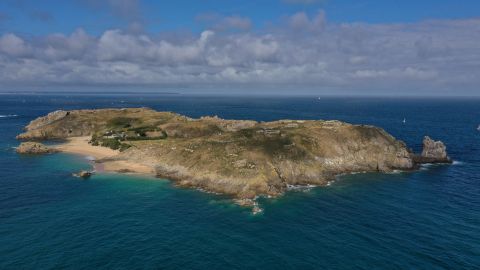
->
0 93 479 269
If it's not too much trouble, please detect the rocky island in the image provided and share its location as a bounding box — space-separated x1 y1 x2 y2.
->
17 108 451 203
16 141 58 154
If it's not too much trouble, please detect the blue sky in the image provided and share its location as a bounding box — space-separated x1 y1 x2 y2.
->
2 0 479 35
0 0 479 95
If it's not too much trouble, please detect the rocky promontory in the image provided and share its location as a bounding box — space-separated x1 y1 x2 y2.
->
17 108 451 199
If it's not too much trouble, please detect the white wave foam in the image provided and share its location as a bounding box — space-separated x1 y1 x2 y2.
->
0 114 18 118
452 160 463 165
196 187 221 195
287 184 316 191
419 163 433 170
85 155 96 161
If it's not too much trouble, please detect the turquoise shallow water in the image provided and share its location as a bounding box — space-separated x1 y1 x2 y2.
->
0 94 479 269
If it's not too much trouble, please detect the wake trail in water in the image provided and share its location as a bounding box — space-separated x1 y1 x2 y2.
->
0 114 18 118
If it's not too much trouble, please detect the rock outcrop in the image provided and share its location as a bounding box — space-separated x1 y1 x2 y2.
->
16 142 57 154
73 170 93 179
26 110 68 130
17 108 451 199
413 136 452 164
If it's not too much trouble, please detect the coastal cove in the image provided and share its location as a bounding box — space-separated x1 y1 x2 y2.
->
1 94 479 269
54 137 155 175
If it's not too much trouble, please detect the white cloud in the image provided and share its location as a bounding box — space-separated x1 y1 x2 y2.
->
288 10 325 32
0 34 30 57
0 13 479 94
222 16 252 31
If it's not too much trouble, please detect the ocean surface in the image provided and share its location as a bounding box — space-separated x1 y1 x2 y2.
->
0 93 479 269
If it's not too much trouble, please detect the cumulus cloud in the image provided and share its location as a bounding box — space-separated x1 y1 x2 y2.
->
0 34 31 57
287 10 326 32
0 12 479 94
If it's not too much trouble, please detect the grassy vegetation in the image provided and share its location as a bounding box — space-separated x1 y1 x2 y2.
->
237 128 255 139
246 135 307 160
125 131 167 141
126 125 165 137
171 123 222 138
93 137 131 151
127 125 157 132
100 138 121 150
119 143 131 151
107 117 140 129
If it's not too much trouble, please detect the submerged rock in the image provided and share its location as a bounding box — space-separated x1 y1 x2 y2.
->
16 142 57 154
252 205 263 215
233 198 256 207
74 170 92 179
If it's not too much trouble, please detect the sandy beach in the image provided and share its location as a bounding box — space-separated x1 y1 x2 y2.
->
54 137 155 175
54 137 118 159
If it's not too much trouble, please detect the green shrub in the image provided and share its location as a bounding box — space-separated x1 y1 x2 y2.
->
237 128 255 139
107 117 137 128
127 126 157 133
119 143 131 152
125 130 167 141
89 134 99 146
100 138 121 150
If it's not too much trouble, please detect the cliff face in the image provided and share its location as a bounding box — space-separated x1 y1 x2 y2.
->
18 108 418 198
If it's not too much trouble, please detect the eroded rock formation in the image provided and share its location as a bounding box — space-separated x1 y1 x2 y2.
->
16 142 57 154
413 136 452 164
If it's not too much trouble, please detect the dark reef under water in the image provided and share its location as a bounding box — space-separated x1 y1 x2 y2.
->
0 94 479 269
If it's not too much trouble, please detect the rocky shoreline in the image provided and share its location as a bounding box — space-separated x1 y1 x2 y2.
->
16 108 451 209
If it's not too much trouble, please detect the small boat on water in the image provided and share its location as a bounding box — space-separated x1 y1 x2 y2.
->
477 125 480 131
403 118 406 124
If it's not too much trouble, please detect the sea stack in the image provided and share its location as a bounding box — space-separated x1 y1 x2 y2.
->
414 136 452 164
